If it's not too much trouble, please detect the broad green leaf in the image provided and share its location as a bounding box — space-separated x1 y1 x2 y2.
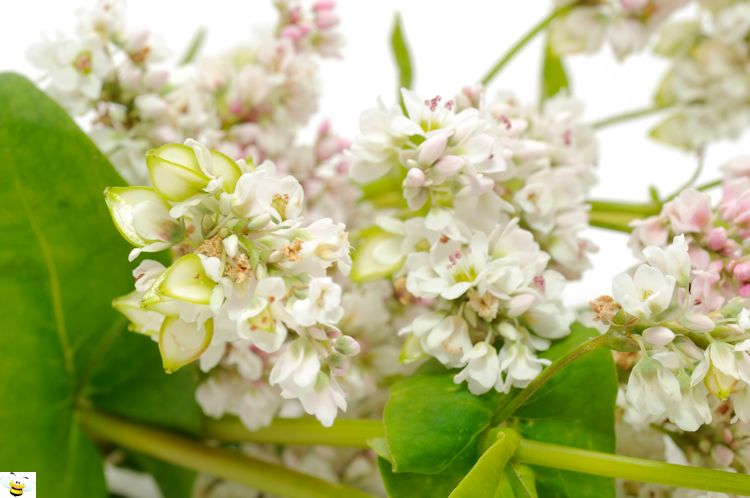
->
377 458 462 498
511 323 617 498
506 463 537 498
382 368 499 475
449 428 519 498
390 12 413 95
540 36 570 102
0 72 199 496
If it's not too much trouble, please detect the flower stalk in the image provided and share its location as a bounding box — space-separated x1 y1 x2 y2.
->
493 333 610 424
204 416 383 448
592 105 670 130
516 438 750 495
77 409 375 498
479 3 575 85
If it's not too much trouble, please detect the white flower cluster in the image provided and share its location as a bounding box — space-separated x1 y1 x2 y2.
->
349 88 597 394
105 139 353 426
28 0 344 185
550 0 688 60
650 0 750 149
608 231 750 431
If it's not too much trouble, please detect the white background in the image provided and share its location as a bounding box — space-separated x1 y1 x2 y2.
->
2 0 749 305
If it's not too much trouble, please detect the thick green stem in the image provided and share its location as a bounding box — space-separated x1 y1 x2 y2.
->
516 439 750 495
479 3 574 85
588 200 660 216
588 210 638 233
204 416 382 448
77 409 374 498
592 105 669 130
493 334 609 424
695 178 721 192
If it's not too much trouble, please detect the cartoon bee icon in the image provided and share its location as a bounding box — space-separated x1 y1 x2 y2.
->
1 473 34 497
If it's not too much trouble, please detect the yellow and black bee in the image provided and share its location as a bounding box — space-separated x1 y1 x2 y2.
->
1 473 34 497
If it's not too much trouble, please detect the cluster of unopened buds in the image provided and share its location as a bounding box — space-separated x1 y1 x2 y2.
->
597 160 750 431
105 139 354 426
349 87 598 395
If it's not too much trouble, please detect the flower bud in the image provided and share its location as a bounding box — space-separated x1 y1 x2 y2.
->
418 133 448 166
707 227 728 251
643 326 676 347
679 313 715 332
334 335 361 356
734 262 750 283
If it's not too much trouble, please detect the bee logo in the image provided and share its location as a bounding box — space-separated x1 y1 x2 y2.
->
1 473 34 497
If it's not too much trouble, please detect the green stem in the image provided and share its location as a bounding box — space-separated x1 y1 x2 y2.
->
695 178 721 192
493 334 609 424
77 410 374 498
516 439 750 495
592 105 669 130
588 200 660 216
663 147 706 202
179 27 207 65
588 210 638 233
204 416 382 448
479 3 574 86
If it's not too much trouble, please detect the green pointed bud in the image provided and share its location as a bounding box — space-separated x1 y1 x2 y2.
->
147 144 211 201
112 291 164 336
351 227 404 283
157 253 217 305
159 316 213 373
399 334 425 364
104 186 183 250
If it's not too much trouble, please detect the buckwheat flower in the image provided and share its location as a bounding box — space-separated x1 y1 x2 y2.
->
613 264 676 319
643 234 692 287
691 342 745 400
401 312 473 368
667 381 712 432
627 357 681 419
27 34 113 115
664 189 712 233
496 323 551 392
453 342 501 395
291 277 344 327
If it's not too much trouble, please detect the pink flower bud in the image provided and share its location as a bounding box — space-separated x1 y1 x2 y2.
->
315 11 340 30
734 262 750 282
433 155 464 178
664 189 712 233
403 168 426 188
418 134 448 166
707 227 728 251
313 0 336 12
741 284 750 298
281 25 305 42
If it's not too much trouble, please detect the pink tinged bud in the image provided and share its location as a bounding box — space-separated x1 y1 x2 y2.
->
315 11 340 30
433 155 464 178
404 168 426 188
642 326 675 347
713 445 735 467
507 294 536 317
707 227 728 251
664 189 712 233
679 313 715 332
741 284 750 298
229 99 244 116
734 262 750 282
281 25 305 42
313 0 336 12
418 134 449 166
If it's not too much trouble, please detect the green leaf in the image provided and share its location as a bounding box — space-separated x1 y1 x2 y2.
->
378 458 462 498
382 368 499 475
512 323 617 498
390 12 414 100
0 72 199 497
506 463 538 498
540 36 570 102
649 114 695 150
